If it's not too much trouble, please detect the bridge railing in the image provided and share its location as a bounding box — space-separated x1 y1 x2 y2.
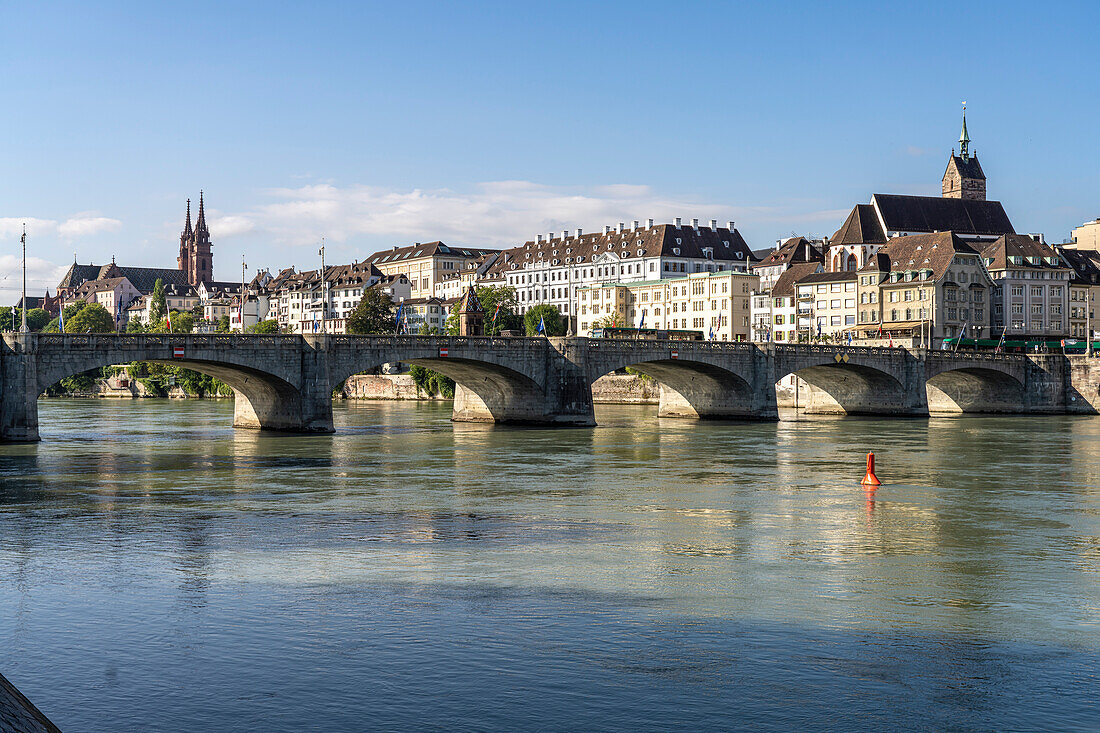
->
582 338 754 352
32 333 298 348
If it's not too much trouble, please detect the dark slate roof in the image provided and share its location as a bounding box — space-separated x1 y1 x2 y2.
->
366 241 499 266
485 223 757 277
830 204 886 245
795 271 858 284
771 262 823 297
1056 247 1100 285
871 194 1014 236
58 263 190 294
857 231 982 280
0 671 62 733
945 154 986 181
752 237 824 269
979 234 1069 272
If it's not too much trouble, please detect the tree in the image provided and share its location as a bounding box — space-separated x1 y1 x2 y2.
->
246 319 280 334
524 304 567 336
125 319 145 333
66 303 115 333
24 308 51 331
215 315 231 333
444 285 523 335
346 288 396 334
149 279 167 324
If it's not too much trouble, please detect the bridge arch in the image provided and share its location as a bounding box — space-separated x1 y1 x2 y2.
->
771 346 917 416
325 335 591 425
583 341 770 420
31 335 320 434
924 364 1026 414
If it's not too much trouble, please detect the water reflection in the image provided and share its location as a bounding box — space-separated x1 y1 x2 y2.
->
1 399 1099 731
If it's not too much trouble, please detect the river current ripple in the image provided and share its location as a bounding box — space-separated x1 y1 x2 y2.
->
2 398 1099 732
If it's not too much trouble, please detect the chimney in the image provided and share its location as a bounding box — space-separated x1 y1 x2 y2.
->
728 220 735 231
536 234 543 243
709 219 717 230
632 220 639 231
647 218 654 229
393 245 399 251
603 225 611 235
692 218 699 230
675 217 682 228
561 230 568 240
575 228 582 238
618 222 625 233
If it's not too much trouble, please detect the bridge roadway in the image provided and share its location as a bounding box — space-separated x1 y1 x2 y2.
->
0 332 1086 441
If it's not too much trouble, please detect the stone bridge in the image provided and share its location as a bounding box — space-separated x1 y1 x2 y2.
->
0 333 1084 441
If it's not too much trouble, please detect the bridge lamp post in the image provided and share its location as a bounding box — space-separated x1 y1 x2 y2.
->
318 240 327 335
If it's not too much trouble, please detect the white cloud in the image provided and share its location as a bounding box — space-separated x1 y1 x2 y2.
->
216 181 786 249
0 213 121 240
0 254 68 303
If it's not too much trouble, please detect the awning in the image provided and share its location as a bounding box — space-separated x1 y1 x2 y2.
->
853 320 927 333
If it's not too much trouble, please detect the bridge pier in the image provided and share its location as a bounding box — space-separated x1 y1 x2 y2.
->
0 336 42 442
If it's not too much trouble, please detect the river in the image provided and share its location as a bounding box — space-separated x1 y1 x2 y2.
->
2 399 1099 732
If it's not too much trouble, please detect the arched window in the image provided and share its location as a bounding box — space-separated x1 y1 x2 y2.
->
845 253 857 271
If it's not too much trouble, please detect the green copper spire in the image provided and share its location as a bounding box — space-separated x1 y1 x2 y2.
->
959 103 970 161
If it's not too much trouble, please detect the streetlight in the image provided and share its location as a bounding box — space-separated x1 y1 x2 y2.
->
241 255 247 332
318 238 327 334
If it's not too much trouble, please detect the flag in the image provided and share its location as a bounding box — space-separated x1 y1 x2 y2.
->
954 322 966 352
166 309 173 333
491 302 502 332
996 327 1007 352
708 325 714 340
847 331 852 345
537 316 546 335
876 322 883 338
638 311 645 330
395 304 404 333
58 307 65 334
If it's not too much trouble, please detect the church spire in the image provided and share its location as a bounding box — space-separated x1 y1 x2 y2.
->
183 198 193 237
196 190 209 235
959 102 970 161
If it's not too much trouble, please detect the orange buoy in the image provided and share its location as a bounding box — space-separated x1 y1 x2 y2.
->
861 451 881 486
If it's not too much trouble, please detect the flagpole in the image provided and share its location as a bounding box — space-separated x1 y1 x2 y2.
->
20 223 27 333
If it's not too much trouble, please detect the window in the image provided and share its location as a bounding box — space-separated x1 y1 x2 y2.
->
904 290 913 301
844 298 855 308
1011 286 1024 296
1032 286 1043 297
1012 303 1023 314
889 291 899 303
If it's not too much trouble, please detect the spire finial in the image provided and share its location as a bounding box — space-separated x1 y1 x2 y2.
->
183 198 193 236
196 190 208 235
959 101 970 161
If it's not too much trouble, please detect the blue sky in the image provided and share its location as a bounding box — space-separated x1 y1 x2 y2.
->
2 0 1098 298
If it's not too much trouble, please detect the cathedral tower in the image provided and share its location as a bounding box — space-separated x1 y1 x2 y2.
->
178 192 214 285
942 109 987 200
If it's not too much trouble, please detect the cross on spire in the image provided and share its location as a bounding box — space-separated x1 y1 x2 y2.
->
959 101 970 161
183 198 193 236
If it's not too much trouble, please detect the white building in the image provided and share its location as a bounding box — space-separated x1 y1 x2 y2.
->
482 219 757 332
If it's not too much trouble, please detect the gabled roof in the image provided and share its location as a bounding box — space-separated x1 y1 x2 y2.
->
980 234 1069 272
830 204 886 245
794 271 858 285
753 237 824 270
857 231 983 281
485 223 757 277
871 194 1014 236
772 262 823 297
366 241 499 266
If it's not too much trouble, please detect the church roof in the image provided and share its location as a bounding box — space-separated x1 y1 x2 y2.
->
458 285 483 313
870 194 1014 236
57 263 190 295
830 204 886 245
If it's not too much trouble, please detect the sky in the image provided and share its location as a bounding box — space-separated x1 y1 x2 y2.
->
2 0 1098 300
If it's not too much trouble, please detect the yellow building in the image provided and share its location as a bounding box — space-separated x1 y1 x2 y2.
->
578 270 758 340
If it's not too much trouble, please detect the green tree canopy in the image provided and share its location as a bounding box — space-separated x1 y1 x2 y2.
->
149 279 167 323
215 315 230 333
65 303 115 333
246 319 281 334
523 304 567 336
24 308 51 331
346 288 396 334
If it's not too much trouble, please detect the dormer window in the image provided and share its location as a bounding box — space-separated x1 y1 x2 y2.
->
672 248 680 255
676 238 682 245
723 241 729 247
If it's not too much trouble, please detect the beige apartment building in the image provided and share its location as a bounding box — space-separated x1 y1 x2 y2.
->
366 241 498 300
855 231 992 346
577 270 758 341
1070 219 1100 252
